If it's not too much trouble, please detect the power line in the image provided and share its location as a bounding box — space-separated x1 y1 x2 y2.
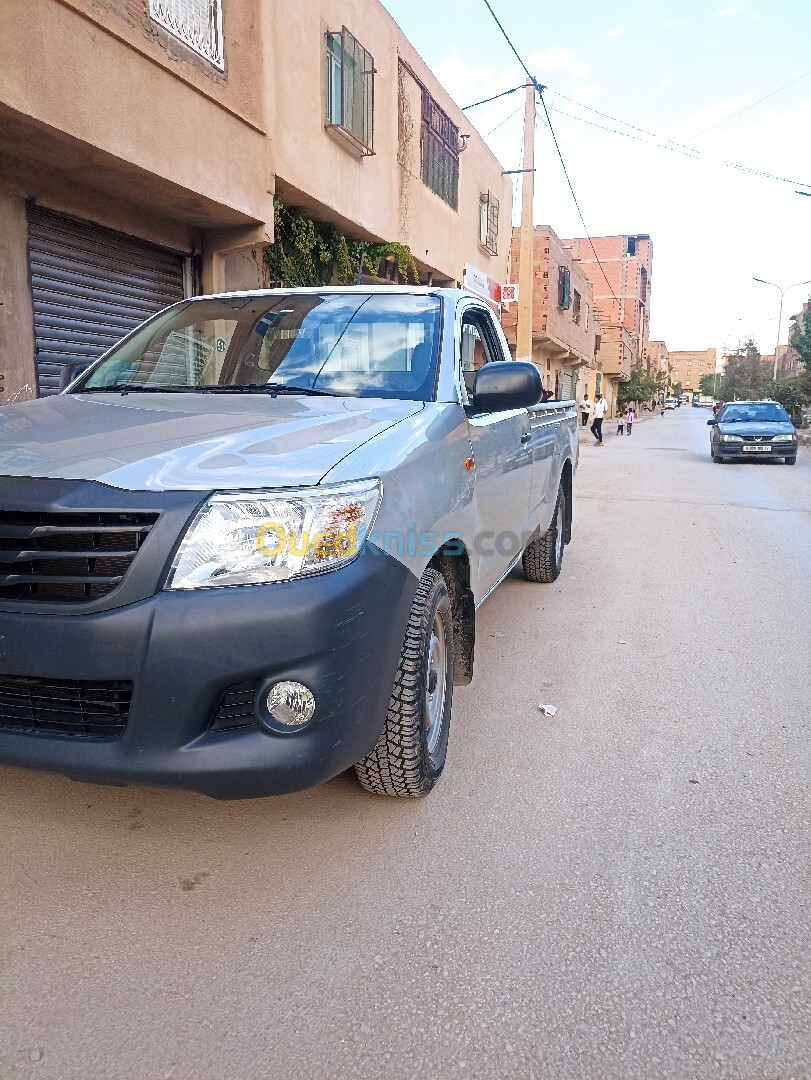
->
691 67 811 136
478 0 622 306
462 84 523 111
543 98 811 189
536 95 622 306
484 104 524 138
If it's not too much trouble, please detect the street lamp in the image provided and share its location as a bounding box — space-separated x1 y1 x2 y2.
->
752 277 811 381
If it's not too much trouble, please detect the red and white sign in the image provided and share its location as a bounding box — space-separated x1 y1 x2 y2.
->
501 283 519 304
463 264 502 305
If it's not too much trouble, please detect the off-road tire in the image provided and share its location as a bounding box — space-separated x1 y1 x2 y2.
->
785 454 797 465
354 570 453 797
522 484 565 583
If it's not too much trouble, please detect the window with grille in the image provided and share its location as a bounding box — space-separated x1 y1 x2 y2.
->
148 0 224 69
325 28 375 155
479 193 499 255
421 91 459 209
572 289 581 324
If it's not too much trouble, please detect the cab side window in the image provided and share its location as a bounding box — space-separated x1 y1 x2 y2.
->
460 309 501 398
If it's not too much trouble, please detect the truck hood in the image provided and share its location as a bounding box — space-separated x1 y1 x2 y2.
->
0 393 424 490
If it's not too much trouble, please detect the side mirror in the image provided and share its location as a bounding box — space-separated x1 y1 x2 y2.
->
707 418 716 426
471 361 540 412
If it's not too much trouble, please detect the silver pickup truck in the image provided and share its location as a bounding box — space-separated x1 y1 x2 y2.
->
0 287 578 799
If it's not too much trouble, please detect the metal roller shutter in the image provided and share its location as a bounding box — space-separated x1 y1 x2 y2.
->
27 207 187 396
560 371 574 401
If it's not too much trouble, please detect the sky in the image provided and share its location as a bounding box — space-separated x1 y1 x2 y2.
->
381 0 811 361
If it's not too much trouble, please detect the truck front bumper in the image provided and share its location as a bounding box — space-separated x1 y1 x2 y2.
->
0 546 418 799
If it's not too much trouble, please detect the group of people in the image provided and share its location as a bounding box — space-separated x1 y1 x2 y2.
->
577 392 635 446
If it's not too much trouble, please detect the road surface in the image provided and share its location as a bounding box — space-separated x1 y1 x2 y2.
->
2 406 811 1079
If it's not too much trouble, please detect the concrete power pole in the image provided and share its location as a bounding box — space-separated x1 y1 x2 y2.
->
515 79 536 364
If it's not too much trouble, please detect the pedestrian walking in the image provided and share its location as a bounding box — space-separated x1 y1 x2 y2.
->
590 393 607 445
616 411 625 436
625 405 635 435
579 392 590 428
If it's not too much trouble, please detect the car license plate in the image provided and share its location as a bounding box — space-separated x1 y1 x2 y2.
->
742 445 771 452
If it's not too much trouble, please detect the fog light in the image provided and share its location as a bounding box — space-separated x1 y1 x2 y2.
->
265 681 316 729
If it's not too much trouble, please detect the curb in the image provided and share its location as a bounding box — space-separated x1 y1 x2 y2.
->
797 431 811 447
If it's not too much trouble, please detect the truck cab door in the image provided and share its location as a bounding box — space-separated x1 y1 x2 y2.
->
459 303 533 600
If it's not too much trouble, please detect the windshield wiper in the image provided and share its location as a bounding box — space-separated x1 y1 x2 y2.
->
201 383 339 397
78 385 199 395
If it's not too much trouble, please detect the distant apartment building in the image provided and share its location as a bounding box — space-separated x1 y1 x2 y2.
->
501 225 598 400
1 0 512 401
561 233 653 369
668 349 717 394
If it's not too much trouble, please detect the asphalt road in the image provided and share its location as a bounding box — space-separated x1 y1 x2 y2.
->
2 407 811 1080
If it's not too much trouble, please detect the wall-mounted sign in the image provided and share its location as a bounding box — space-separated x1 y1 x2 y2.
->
463 264 502 305
501 283 519 304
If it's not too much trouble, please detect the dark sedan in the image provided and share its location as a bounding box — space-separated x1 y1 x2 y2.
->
708 401 797 464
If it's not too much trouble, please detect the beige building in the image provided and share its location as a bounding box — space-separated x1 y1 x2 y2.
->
501 225 598 400
1 0 511 401
668 348 717 395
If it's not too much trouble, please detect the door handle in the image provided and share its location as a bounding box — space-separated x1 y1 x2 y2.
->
520 432 531 445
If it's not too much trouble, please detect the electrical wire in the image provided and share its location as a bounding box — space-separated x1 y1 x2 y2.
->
462 84 524 111
691 67 811 136
484 104 524 138
478 0 622 305
544 99 811 189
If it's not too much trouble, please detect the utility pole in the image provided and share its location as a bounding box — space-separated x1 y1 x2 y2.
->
515 79 535 364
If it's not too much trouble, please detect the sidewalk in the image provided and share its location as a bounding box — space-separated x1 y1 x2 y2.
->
577 406 660 443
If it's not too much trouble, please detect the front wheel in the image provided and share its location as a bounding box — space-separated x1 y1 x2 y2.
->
354 569 453 797
712 451 725 463
785 454 797 465
522 484 565 583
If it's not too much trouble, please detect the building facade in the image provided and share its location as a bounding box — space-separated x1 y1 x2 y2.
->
668 348 717 395
1 0 512 402
647 340 669 382
561 234 653 370
501 225 598 400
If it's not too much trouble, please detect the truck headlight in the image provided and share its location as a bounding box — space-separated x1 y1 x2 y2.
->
165 480 381 590
720 434 743 443
772 433 796 443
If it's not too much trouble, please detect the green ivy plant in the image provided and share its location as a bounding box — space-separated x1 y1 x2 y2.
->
265 198 420 287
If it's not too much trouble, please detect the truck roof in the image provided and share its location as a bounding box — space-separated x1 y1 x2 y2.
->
186 286 479 302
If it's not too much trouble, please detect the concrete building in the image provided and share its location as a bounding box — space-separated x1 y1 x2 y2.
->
561 234 653 369
1 0 511 402
501 225 598 400
668 349 717 395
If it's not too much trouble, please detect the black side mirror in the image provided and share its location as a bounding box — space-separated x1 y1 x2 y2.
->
471 361 541 412
707 418 716 426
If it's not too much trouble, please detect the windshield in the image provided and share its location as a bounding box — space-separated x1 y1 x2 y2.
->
76 293 442 401
719 403 790 424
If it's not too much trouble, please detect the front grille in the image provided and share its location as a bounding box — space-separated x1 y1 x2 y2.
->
209 680 260 733
0 676 132 737
0 510 158 603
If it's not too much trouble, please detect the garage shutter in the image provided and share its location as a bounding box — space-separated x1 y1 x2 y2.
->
27 207 187 396
560 371 574 401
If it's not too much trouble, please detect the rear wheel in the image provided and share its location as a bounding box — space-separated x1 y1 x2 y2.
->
354 569 453 798
523 484 565 583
